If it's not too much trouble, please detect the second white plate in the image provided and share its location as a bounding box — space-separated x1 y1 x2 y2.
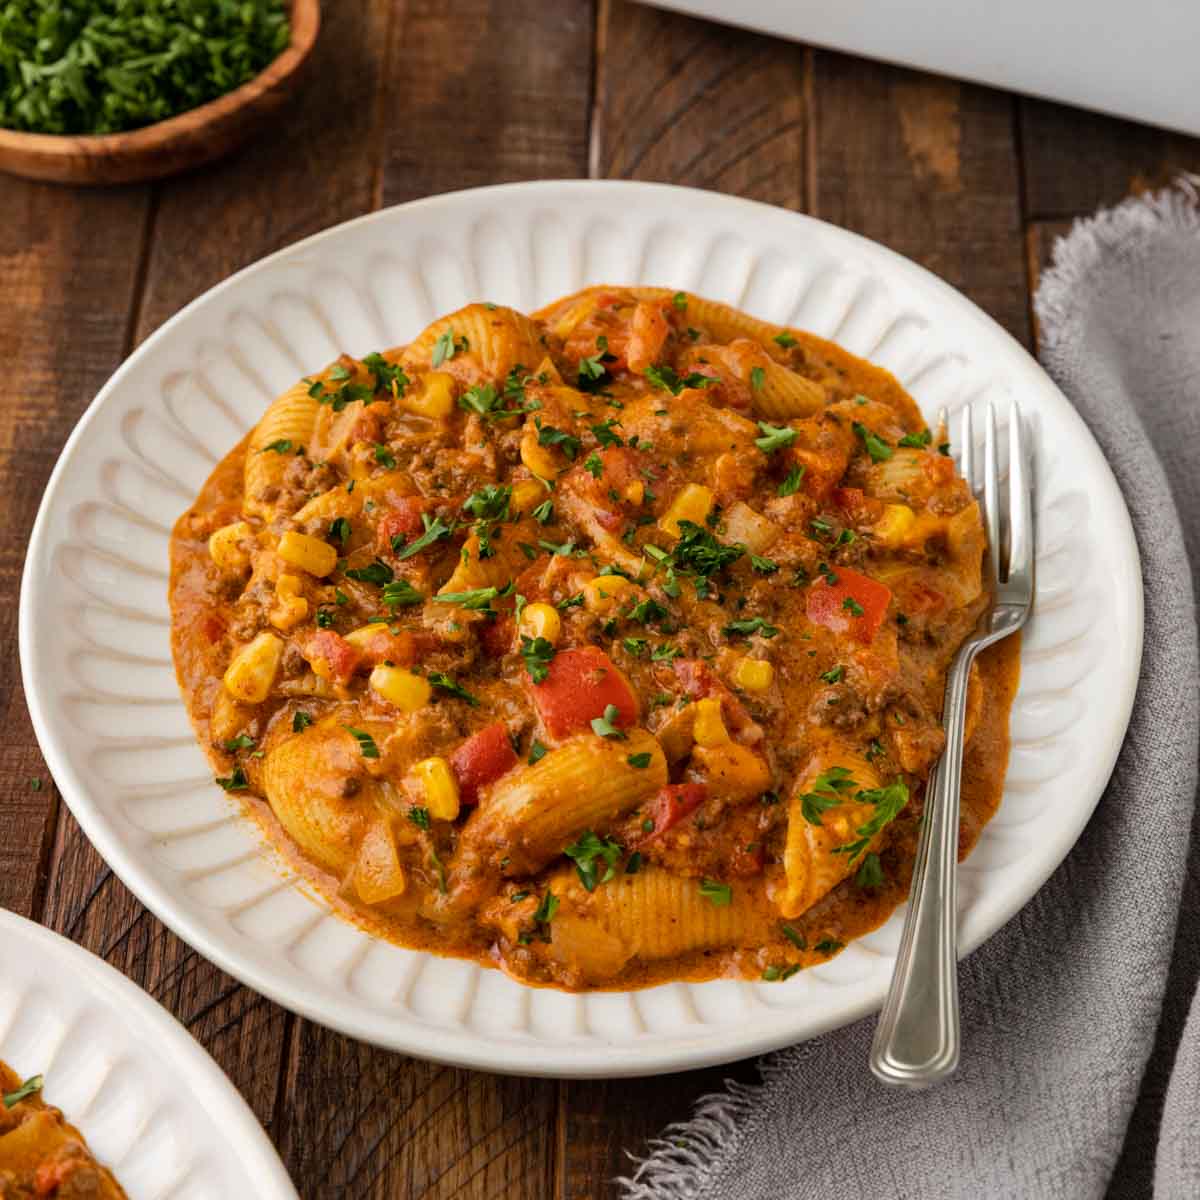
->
20 181 1142 1077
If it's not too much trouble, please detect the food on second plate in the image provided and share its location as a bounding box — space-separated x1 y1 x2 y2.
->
0 1063 127 1197
169 285 1019 989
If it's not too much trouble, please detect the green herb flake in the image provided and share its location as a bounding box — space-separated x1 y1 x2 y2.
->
852 421 893 463
754 421 797 453
898 429 932 448
773 331 798 348
292 711 313 733
750 365 765 391
590 703 626 740
856 852 885 888
699 878 732 907
215 767 248 792
407 806 431 831
528 739 548 764
564 830 623 891
520 635 556 684
627 752 653 768
374 443 397 468
344 726 380 759
777 465 806 497
842 596 865 618
429 672 480 706
819 665 845 684
259 439 293 455
750 555 778 575
2 1075 43 1109
382 578 424 609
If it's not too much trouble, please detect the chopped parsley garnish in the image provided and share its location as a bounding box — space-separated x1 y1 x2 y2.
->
773 331 797 349
328 516 351 547
292 711 313 733
394 513 451 561
431 327 467 367
898 429 932 448
853 421 893 463
750 365 765 391
382 578 424 609
627 752 653 768
428 672 480 706
842 596 865 617
781 924 807 950
799 765 857 826
754 421 797 453
590 703 626 740
344 726 380 759
650 643 682 661
670 519 744 578
763 964 801 982
344 558 393 586
564 830 623 891
750 555 778 574
819 665 845 684
856 852 885 888
407 806 431 831
814 938 844 955
623 637 648 656
535 419 582 460
531 498 554 524
224 734 255 752
626 597 669 626
699 878 732 906
520 635 556 683
462 484 511 522
778 465 805 497
533 892 559 925
583 452 603 478
723 617 779 639
259 439 294 454
2 1075 43 1108
436 585 504 611
590 417 624 448
672 291 688 310
830 780 910 862
558 592 585 609
539 538 576 557
374 443 397 468
938 442 952 456
577 336 616 392
528 739 548 764
362 351 409 396
625 851 643 874
644 364 717 395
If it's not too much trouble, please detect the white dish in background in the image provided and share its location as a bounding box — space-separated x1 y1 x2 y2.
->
0 908 297 1199
20 181 1142 1078
638 0 1200 137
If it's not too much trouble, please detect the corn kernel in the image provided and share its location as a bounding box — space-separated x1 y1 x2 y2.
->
369 664 431 712
223 631 283 704
659 483 714 538
277 530 338 577
624 479 645 506
519 602 561 643
511 479 546 514
269 573 309 632
344 622 390 651
208 521 253 571
693 697 731 747
873 503 916 546
409 756 460 821
583 574 641 615
520 426 562 479
732 657 774 692
399 371 455 419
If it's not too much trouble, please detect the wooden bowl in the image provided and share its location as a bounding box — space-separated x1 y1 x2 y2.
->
0 0 319 186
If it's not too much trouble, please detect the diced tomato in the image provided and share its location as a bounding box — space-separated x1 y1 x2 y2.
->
806 566 892 643
642 783 707 840
531 646 638 738
353 627 417 668
673 659 760 743
729 841 765 876
377 498 428 553
301 629 362 683
450 721 519 804
564 447 646 532
626 301 671 374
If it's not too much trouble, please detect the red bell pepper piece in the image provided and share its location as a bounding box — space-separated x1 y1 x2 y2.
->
450 721 519 805
530 646 638 739
642 783 707 840
806 566 891 643
300 629 362 683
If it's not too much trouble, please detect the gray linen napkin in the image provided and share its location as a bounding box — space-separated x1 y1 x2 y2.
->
620 181 1200 1200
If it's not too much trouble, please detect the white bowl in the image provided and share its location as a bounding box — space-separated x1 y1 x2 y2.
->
20 181 1142 1078
0 908 297 1197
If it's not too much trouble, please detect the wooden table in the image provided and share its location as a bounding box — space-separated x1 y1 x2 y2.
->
2 3 1196 1195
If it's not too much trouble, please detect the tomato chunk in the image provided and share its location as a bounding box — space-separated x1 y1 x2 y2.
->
450 722 519 804
806 566 891 643
531 646 638 738
377 498 428 553
301 629 361 683
354 627 417 668
643 783 707 840
673 659 761 743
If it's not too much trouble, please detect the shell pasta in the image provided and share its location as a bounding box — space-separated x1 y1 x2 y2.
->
169 286 1019 990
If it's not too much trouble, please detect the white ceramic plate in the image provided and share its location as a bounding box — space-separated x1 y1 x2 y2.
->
0 908 297 1198
20 181 1142 1078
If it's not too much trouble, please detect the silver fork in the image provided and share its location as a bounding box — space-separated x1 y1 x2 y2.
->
869 401 1035 1087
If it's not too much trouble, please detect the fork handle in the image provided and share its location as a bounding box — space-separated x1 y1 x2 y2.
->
869 643 979 1087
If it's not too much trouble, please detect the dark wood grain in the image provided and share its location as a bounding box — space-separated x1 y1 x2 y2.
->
379 0 594 206
0 182 149 916
1020 99 1200 220
592 0 807 209
813 52 1030 347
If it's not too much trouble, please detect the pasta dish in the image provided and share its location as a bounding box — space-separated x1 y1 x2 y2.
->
0 1064 126 1197
169 286 1019 989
